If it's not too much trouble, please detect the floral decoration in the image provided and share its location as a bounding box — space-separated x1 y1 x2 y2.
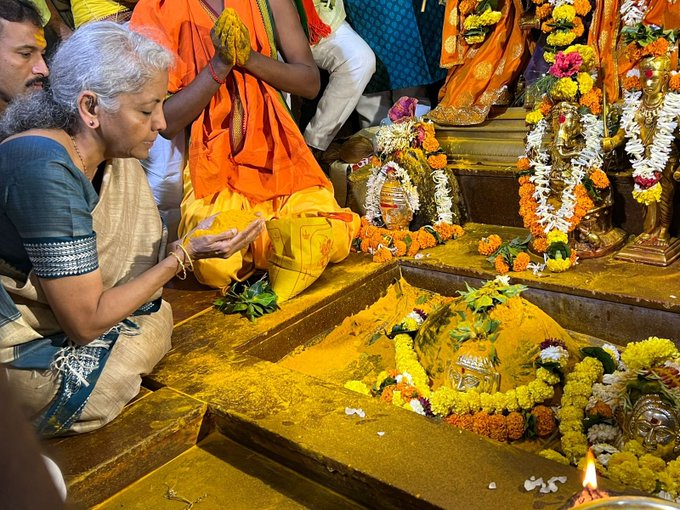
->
460 0 503 45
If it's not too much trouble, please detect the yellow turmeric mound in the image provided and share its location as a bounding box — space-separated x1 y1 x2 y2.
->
191 210 259 238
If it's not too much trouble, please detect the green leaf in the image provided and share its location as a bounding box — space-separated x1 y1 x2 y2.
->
581 346 617 374
213 274 280 321
416 294 430 305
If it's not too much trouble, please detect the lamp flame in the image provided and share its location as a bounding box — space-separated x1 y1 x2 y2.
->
583 448 598 490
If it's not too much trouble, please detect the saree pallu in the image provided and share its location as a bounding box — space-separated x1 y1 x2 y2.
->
1 159 172 437
428 0 528 126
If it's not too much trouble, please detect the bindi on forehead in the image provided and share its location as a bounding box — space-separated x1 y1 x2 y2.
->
34 29 46 48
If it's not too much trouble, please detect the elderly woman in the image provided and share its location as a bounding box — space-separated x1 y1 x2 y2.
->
0 22 264 437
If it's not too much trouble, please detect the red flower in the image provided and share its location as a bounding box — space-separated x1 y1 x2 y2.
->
548 51 583 78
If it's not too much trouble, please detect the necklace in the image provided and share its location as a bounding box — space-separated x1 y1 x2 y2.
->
70 135 89 178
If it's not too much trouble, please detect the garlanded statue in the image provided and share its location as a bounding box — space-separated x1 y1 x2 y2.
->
352 100 466 263
518 45 623 270
540 336 680 499
603 28 680 266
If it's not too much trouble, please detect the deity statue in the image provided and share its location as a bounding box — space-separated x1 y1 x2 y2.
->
620 393 680 460
450 354 501 393
603 55 680 266
548 102 626 258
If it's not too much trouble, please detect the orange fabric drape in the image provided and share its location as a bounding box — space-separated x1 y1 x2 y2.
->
131 0 331 203
429 0 528 126
589 0 621 101
644 0 680 28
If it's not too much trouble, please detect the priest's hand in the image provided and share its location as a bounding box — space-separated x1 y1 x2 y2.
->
211 8 251 67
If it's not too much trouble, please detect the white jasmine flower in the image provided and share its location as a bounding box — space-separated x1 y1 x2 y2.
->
495 275 511 286
601 343 621 365
540 346 569 366
587 423 620 444
592 443 620 468
409 398 426 415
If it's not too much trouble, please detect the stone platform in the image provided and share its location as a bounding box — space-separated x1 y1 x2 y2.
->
45 222 680 509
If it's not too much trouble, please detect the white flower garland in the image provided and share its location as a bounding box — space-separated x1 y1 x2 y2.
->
621 89 680 203
431 168 454 224
620 0 647 27
364 162 420 226
524 113 604 233
375 119 416 155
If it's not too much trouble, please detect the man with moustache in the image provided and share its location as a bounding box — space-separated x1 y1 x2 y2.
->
0 0 49 114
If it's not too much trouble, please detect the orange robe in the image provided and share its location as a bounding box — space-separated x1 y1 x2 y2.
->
131 0 358 290
428 0 528 126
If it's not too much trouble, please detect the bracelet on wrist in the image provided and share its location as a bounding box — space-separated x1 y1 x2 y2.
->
177 240 195 272
169 250 187 280
208 60 226 85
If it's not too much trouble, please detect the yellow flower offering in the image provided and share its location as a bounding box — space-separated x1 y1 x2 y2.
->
191 209 259 238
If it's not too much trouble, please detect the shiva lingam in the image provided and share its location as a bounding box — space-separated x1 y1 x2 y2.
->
379 170 414 230
562 450 680 510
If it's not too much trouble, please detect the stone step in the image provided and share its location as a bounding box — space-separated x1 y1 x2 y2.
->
45 387 208 508
94 432 366 510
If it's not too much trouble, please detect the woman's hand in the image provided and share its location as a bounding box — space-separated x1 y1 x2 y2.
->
183 214 265 260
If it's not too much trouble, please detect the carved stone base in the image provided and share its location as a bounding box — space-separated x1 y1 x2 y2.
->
614 236 680 266
574 227 627 259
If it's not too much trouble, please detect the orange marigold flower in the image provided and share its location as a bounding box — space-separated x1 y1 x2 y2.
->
573 0 591 16
434 222 455 241
372 246 393 263
588 400 614 419
516 157 531 171
531 405 557 438
360 216 370 227
536 3 552 19
365 225 377 238
513 251 531 272
459 0 476 15
531 237 548 253
519 182 536 199
422 136 440 152
643 38 669 57
622 75 641 91
532 0 545 4
428 153 448 169
625 43 643 63
418 230 437 248
488 413 508 442
360 238 370 253
445 413 475 431
407 239 420 257
472 412 492 438
450 224 464 239
579 87 602 115
539 98 553 116
518 174 531 185
478 234 502 255
380 386 394 402
394 240 407 256
569 251 578 264
506 412 525 441
530 223 546 238
670 73 680 92
589 169 610 189
571 17 584 37
370 155 381 167
541 21 554 33
494 254 510 274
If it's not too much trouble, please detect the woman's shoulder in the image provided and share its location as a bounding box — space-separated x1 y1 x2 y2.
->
0 132 68 154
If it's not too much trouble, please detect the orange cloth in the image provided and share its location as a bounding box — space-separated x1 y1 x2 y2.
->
131 0 331 203
589 0 621 102
644 0 680 28
428 0 528 126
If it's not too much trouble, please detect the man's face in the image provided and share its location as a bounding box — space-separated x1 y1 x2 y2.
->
0 18 48 109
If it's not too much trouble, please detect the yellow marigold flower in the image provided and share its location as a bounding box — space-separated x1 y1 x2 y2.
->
621 336 679 372
633 183 663 205
550 76 579 101
463 14 481 30
623 440 646 457
564 44 596 69
589 169 610 189
512 251 531 272
516 385 533 410
539 449 570 465
573 0 591 16
465 390 481 412
494 254 510 275
559 405 584 422
552 4 576 20
525 109 544 124
547 30 577 47
480 392 495 413
430 387 459 416
639 453 666 473
478 234 502 255
547 256 572 272
465 34 486 44
577 72 594 94
504 389 520 412
536 367 560 385
492 392 507 411
546 229 568 245
344 380 370 395
478 8 502 26
543 51 555 63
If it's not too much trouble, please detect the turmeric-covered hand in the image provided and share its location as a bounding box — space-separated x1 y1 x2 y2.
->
210 8 251 67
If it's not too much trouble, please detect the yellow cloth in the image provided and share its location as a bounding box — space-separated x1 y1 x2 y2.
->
179 164 359 293
71 0 130 27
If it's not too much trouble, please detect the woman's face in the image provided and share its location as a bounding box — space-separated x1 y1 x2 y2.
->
99 69 168 160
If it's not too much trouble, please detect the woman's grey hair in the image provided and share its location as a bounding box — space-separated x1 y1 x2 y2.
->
1 21 173 139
